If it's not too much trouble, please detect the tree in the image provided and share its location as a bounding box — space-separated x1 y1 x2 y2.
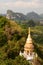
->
14 56 29 65
0 17 8 28
27 20 36 27
0 32 7 47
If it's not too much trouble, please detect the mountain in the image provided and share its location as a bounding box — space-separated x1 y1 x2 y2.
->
6 10 43 23
26 12 40 22
40 14 43 19
6 10 26 21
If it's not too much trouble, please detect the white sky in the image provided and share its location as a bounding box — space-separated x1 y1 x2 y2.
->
0 0 43 14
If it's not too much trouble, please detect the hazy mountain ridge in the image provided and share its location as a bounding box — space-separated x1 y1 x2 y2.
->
6 10 26 20
40 14 43 19
26 12 41 21
6 10 43 21
0 10 43 22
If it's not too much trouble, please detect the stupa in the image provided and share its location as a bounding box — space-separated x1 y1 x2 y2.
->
20 27 37 61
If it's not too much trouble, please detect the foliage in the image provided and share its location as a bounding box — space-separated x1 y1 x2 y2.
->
0 16 43 65
27 20 36 27
0 17 8 28
14 56 29 65
0 32 7 47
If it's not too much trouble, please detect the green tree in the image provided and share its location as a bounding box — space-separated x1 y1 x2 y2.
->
0 17 8 28
0 32 7 47
27 20 36 27
14 56 29 65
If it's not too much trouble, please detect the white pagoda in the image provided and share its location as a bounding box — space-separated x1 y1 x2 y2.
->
20 27 37 61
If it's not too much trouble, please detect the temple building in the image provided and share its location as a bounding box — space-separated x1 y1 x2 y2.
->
19 27 37 61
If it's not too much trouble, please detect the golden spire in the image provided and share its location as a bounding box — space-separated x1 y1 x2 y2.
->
28 27 31 37
24 27 34 51
26 27 33 44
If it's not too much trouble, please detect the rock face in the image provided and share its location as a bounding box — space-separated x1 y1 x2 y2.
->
6 10 26 20
6 10 14 19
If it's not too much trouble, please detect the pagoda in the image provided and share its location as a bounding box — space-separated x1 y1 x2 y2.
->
20 27 37 61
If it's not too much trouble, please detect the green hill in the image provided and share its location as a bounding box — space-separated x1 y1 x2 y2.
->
0 16 43 65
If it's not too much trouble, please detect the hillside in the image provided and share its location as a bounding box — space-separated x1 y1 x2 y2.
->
0 16 43 65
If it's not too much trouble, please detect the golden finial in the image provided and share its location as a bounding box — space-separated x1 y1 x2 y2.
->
28 27 31 36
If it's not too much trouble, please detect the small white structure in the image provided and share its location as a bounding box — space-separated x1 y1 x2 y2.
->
19 27 37 61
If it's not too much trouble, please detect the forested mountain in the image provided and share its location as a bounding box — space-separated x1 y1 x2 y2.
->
40 14 43 19
26 12 40 21
0 16 43 65
6 10 43 22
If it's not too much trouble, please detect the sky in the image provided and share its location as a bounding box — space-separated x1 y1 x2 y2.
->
0 0 43 14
